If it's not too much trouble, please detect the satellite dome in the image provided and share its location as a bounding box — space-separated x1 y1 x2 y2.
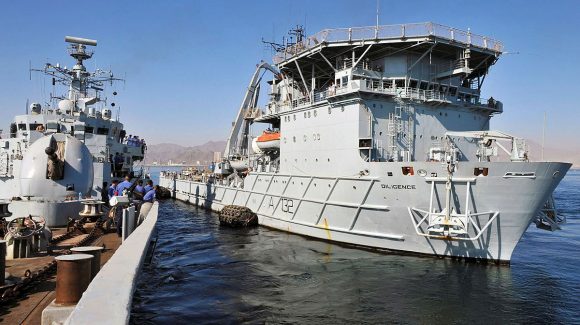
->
58 99 74 113
30 103 42 115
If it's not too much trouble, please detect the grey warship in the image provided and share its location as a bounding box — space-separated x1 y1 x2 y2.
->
0 36 146 226
160 22 570 263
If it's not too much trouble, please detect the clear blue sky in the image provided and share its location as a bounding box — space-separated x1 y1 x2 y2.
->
0 0 578 150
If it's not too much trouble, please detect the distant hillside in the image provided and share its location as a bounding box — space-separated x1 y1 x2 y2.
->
470 139 578 167
144 138 579 167
525 140 580 167
145 141 226 165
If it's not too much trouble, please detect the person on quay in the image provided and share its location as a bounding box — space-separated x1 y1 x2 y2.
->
114 152 124 177
108 179 119 200
116 175 132 196
133 179 145 200
138 185 158 224
144 179 153 193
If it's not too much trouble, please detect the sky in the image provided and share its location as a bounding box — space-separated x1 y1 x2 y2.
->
0 0 579 151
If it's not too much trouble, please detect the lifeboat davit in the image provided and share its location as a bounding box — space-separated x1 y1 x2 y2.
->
255 131 280 151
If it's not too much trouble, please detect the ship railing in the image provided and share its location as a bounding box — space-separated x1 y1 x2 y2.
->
267 82 499 114
274 22 503 64
354 80 502 110
269 88 331 114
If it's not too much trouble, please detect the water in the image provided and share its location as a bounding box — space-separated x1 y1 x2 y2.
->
131 170 580 324
145 166 183 185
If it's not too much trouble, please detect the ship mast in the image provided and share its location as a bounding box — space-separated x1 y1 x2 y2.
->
31 36 122 114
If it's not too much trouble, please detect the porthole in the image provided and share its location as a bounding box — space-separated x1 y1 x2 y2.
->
294 114 296 121
328 107 331 114
293 136 296 142
314 110 317 117
308 111 311 118
283 137 287 143
317 133 320 140
303 135 307 142
312 133 316 140
304 112 307 118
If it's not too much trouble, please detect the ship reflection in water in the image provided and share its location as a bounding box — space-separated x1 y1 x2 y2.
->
131 171 580 324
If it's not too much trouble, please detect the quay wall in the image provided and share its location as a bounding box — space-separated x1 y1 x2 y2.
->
65 202 159 325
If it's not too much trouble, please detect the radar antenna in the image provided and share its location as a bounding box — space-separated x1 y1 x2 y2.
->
29 36 124 114
261 25 306 54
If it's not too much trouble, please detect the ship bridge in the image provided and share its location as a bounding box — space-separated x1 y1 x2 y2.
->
263 22 503 118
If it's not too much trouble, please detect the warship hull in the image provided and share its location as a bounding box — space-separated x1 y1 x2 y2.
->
160 161 570 262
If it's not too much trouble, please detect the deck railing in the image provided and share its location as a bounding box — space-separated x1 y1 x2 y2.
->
265 80 501 115
274 22 503 64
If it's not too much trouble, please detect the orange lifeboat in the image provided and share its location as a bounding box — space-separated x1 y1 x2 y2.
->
256 131 280 150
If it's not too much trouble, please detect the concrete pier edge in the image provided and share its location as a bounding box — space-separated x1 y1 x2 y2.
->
52 202 159 325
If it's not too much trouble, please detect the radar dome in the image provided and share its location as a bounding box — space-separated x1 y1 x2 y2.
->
30 103 42 115
58 99 74 113
102 108 112 120
19 134 93 200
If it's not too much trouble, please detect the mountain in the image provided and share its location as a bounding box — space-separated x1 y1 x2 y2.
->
525 140 580 168
144 141 226 165
144 138 579 168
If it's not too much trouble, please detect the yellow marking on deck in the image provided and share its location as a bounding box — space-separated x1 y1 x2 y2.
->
323 217 331 240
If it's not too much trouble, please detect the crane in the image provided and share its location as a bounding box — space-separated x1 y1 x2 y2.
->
223 61 280 159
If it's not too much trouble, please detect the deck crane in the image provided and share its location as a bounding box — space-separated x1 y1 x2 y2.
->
224 61 280 162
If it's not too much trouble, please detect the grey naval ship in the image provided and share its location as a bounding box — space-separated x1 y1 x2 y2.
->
160 22 570 263
0 36 145 227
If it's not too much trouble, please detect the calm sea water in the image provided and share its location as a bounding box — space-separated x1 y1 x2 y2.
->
131 169 580 324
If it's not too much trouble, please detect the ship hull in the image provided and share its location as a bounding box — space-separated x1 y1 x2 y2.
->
160 161 570 263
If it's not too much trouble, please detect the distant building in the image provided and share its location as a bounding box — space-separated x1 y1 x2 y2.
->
213 151 222 162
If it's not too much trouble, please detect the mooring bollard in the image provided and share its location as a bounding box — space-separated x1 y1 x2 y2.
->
55 254 93 305
70 246 103 280
0 240 6 286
